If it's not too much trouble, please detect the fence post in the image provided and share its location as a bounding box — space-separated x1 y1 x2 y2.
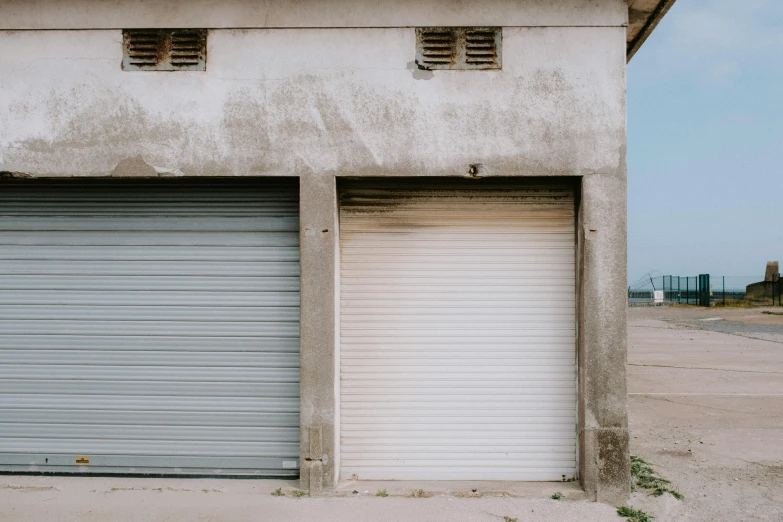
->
723 276 725 306
699 274 710 307
686 277 689 305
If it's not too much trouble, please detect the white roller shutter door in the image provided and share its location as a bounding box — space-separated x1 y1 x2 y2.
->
339 180 576 481
0 178 300 476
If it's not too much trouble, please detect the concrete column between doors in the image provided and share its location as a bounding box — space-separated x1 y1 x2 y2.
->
298 174 338 494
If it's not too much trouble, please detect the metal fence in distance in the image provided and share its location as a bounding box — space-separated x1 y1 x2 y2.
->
628 274 783 307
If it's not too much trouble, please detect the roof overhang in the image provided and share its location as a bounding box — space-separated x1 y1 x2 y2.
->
627 0 677 62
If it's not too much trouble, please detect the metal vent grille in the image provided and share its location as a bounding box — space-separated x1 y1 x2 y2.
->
465 29 498 66
123 29 206 71
124 29 160 68
415 27 501 70
416 29 457 69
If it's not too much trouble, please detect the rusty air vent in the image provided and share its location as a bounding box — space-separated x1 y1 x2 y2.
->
416 28 458 69
415 27 501 70
122 29 207 71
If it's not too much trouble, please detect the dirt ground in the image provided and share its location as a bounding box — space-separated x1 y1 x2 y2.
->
0 305 781 521
628 305 783 522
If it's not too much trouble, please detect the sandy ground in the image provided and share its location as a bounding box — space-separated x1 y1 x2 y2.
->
628 305 783 522
1 305 781 521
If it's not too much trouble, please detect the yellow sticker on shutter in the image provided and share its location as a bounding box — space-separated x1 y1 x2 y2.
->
75 456 90 465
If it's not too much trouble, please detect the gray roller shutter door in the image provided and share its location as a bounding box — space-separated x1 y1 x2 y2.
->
340 179 577 481
0 178 300 476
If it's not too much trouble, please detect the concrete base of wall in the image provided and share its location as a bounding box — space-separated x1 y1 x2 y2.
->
580 427 630 505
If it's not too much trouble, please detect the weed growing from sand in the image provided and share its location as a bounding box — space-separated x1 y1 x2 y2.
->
551 492 563 500
408 489 433 498
617 506 653 522
375 489 388 497
271 488 284 496
631 456 683 500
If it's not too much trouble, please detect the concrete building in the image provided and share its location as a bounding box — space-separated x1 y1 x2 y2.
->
0 0 674 505
747 261 781 300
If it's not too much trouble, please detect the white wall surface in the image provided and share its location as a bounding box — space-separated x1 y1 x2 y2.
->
0 0 627 29
0 27 626 178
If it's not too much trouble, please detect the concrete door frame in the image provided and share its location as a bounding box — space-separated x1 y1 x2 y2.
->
298 174 629 504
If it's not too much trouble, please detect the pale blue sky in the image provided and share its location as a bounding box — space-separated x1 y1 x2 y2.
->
627 0 782 281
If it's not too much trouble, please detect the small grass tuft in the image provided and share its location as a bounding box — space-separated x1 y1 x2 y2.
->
631 456 683 500
375 489 388 497
551 492 563 500
271 488 284 497
617 506 654 522
290 489 308 497
408 489 433 498
503 517 518 522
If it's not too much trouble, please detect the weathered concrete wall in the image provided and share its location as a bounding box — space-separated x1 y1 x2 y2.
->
578 173 630 504
746 281 780 300
0 28 625 179
0 0 627 29
299 173 339 493
0 20 629 504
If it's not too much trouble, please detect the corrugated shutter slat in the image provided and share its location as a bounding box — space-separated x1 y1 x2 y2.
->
0 179 300 476
339 180 576 481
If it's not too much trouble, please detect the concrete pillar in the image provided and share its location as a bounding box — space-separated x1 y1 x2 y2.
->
577 172 630 504
765 261 779 282
298 174 338 494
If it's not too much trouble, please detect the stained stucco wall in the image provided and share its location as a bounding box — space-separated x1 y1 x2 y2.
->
0 27 625 179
